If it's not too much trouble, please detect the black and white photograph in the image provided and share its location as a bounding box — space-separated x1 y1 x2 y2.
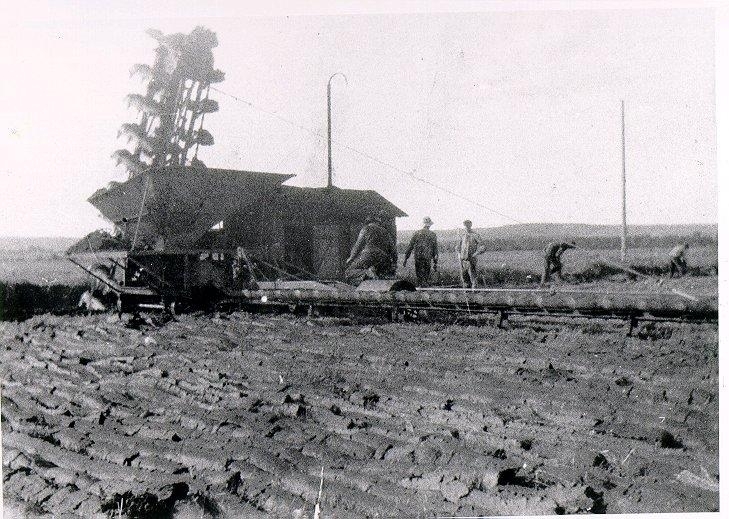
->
1 1 723 517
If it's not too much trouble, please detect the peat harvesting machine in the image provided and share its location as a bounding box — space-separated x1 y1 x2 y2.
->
66 27 717 330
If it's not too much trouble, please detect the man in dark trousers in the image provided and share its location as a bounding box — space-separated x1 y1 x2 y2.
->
668 242 689 278
541 241 576 285
403 216 439 286
344 214 396 284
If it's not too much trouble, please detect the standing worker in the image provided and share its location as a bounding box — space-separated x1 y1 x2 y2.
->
458 220 486 289
344 214 396 284
403 216 439 286
541 241 576 286
668 242 689 278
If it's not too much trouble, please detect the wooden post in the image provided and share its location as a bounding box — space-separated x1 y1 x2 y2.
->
183 254 189 291
621 100 628 262
327 78 332 188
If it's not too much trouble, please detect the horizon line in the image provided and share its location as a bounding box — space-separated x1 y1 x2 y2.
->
0 221 718 241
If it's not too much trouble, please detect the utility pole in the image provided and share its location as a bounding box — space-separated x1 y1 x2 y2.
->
621 100 627 262
327 73 347 188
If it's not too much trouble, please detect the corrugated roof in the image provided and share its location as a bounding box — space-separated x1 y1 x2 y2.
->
89 167 294 247
86 167 406 249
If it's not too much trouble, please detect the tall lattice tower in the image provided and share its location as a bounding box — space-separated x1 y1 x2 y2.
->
113 27 225 176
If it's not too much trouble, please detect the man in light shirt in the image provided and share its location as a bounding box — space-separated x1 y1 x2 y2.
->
458 220 486 289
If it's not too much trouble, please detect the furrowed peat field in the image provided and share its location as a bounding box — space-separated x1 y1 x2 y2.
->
0 241 720 517
1 298 719 517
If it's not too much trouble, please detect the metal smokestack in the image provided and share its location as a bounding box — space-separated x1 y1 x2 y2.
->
327 73 347 188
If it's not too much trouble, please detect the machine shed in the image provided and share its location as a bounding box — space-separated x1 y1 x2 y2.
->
70 166 406 285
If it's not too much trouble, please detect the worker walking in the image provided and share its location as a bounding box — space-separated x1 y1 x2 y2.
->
541 241 576 285
344 214 397 284
403 216 439 286
668 242 689 278
458 220 486 289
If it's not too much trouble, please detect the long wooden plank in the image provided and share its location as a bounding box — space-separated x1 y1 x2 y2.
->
237 287 717 321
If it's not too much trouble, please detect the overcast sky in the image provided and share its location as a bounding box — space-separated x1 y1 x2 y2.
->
0 1 718 237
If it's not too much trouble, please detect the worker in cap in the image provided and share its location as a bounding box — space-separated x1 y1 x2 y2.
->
668 242 689 278
458 220 486 288
345 213 397 284
403 216 439 286
540 241 577 286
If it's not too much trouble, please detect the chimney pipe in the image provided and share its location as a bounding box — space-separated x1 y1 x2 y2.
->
327 73 347 188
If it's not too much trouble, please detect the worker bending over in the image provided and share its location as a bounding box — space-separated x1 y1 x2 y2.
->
668 242 689 278
541 241 576 285
344 213 397 284
458 220 486 289
403 216 439 286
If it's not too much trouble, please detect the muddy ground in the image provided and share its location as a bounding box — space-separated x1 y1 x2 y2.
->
1 310 719 517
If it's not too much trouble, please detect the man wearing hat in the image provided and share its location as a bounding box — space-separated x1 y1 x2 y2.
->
458 220 486 288
540 241 577 286
403 216 439 286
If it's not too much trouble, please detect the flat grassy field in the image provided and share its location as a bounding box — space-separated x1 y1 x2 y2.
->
398 245 718 287
404 245 718 275
0 250 85 285
0 244 718 286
